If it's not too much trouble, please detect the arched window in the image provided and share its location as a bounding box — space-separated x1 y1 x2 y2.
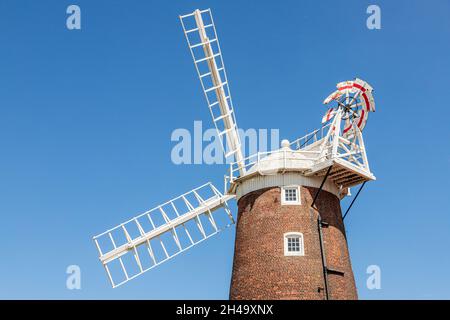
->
284 232 304 256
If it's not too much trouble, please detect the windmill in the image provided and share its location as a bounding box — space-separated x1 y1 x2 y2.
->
93 8 376 300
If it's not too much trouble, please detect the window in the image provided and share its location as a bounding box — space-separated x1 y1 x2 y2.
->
284 232 304 256
281 186 301 205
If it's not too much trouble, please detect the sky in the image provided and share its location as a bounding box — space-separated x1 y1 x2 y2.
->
0 0 449 299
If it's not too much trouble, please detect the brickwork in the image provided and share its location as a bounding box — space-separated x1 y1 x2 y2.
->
229 185 357 300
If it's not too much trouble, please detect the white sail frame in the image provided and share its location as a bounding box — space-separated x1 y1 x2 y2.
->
180 9 246 176
93 182 235 288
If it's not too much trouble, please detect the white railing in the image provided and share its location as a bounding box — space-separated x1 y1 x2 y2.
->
225 118 372 189
227 148 322 183
290 123 331 150
226 124 334 183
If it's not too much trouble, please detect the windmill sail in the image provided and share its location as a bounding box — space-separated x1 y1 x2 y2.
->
93 182 235 288
180 9 246 176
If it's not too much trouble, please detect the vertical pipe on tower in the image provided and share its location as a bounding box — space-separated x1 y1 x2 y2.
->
311 165 333 299
317 213 329 300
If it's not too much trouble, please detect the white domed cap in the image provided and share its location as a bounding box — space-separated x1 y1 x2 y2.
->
244 137 313 176
281 139 290 149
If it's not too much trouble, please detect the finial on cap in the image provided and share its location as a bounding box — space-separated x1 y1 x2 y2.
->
281 139 290 149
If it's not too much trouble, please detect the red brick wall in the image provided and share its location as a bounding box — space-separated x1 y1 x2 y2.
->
229 186 357 300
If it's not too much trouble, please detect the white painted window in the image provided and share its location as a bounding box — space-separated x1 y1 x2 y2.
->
284 232 304 256
281 186 301 205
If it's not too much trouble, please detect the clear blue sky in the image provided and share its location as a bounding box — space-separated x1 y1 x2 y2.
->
0 0 449 299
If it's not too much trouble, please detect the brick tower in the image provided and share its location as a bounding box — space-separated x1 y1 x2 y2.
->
229 174 357 300
227 139 367 300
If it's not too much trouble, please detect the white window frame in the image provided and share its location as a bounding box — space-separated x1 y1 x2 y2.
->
284 232 304 256
281 185 301 205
